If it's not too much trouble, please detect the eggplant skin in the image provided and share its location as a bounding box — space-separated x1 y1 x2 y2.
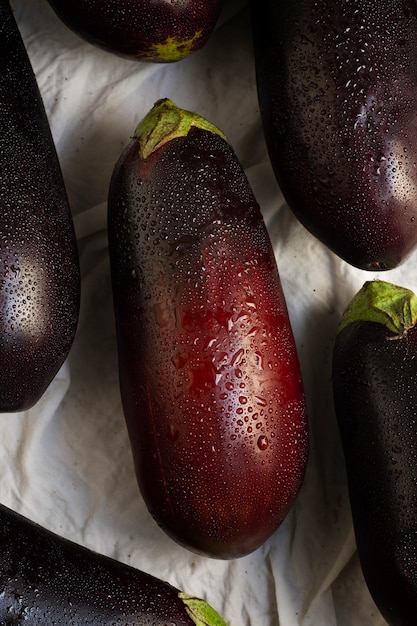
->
0 0 80 412
250 0 417 270
46 0 224 62
0 502 216 625
333 321 417 625
108 109 308 560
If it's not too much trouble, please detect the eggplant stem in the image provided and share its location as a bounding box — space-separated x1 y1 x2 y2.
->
135 99 228 160
338 279 417 337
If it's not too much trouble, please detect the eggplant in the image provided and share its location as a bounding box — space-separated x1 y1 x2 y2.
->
332 280 417 625
249 0 417 270
0 0 80 412
0 501 227 625
46 0 224 62
108 99 308 560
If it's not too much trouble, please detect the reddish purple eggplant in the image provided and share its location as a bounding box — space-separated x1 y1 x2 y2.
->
108 99 308 559
332 280 417 625
46 0 224 62
0 0 80 412
0 501 227 625
250 0 417 270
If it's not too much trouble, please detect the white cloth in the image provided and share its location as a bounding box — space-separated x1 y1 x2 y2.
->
3 1 414 623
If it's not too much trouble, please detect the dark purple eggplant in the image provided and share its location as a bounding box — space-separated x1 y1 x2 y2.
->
250 0 417 270
108 99 308 560
332 280 417 625
0 501 227 625
0 0 80 412
46 0 224 62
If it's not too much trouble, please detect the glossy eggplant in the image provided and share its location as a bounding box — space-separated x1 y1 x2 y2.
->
46 0 224 62
0 0 80 412
250 0 417 270
108 99 308 559
0 501 227 625
332 280 417 625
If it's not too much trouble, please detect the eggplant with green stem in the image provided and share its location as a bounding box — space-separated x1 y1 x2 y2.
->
46 0 225 62
108 99 308 560
332 280 417 625
0 501 227 625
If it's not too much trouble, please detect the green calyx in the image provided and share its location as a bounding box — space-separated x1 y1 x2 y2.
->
179 592 229 626
135 98 228 160
144 32 203 62
338 279 417 337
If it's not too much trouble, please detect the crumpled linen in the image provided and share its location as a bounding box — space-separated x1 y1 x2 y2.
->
1 1 414 624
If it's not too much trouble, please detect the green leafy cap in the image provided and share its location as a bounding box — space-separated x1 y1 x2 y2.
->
179 592 229 626
134 98 227 160
338 279 417 337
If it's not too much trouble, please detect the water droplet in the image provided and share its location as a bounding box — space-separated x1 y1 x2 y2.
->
231 348 244 366
172 351 187 369
254 351 264 370
168 424 179 441
153 301 171 327
217 352 228 368
203 336 217 350
257 435 269 450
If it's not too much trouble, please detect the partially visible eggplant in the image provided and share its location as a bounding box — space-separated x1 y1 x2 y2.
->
332 280 417 625
0 0 80 412
46 0 225 62
250 0 417 270
0 501 227 625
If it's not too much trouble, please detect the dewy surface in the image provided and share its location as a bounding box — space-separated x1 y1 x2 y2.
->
1 0 412 624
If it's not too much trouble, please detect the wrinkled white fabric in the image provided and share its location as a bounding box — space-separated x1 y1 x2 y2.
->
1 1 414 624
